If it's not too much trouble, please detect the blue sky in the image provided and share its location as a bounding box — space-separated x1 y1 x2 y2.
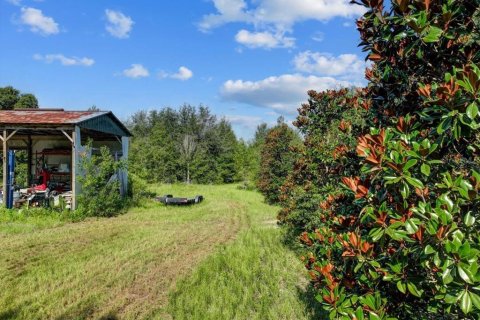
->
0 0 367 139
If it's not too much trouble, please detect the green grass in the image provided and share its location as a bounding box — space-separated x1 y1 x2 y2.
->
0 184 313 319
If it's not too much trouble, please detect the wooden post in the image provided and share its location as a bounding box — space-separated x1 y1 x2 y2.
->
71 126 82 210
71 128 77 210
121 136 129 196
27 136 32 186
2 130 7 206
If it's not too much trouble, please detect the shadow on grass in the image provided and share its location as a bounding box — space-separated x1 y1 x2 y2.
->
0 308 21 320
297 284 329 320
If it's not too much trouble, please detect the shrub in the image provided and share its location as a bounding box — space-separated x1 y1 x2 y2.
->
278 89 368 233
77 146 127 217
287 1 480 319
257 120 301 204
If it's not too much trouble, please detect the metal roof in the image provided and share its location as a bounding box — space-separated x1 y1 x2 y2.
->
0 109 132 137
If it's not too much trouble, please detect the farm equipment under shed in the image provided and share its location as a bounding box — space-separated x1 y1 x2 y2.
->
155 194 204 206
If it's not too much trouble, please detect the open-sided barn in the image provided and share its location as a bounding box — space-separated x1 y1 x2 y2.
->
0 109 132 209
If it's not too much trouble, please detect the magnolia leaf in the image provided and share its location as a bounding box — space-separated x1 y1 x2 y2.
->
470 292 480 310
467 103 479 119
424 245 436 255
397 281 406 293
405 219 419 234
460 291 473 314
354 306 365 320
464 212 476 227
423 26 443 43
403 159 418 172
421 163 431 176
458 265 474 284
440 194 454 211
442 268 454 284
368 312 381 320
405 176 424 188
407 282 423 297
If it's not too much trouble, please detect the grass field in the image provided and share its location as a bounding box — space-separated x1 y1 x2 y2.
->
0 184 314 319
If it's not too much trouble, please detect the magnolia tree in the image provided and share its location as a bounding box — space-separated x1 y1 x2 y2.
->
286 0 480 319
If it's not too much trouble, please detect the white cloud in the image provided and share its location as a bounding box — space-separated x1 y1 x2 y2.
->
200 0 365 31
20 7 59 35
33 54 94 66
105 9 134 39
7 0 22 6
198 0 251 31
225 115 263 129
293 51 366 78
221 74 353 114
159 66 194 81
171 66 193 80
311 31 324 42
122 64 149 78
235 29 294 49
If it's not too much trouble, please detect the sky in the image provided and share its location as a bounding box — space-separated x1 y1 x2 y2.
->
0 0 368 139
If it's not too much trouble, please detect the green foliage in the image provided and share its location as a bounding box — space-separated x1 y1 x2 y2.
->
0 86 38 110
257 119 301 204
282 1 480 319
14 93 38 109
278 89 368 231
77 146 127 217
128 105 239 184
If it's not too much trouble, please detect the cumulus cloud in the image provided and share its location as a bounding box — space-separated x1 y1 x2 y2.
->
225 115 264 129
122 64 149 78
235 29 294 49
159 66 194 81
20 7 59 35
171 66 193 80
200 0 365 31
33 54 94 66
311 31 324 42
293 51 366 79
198 0 251 31
105 9 134 39
221 74 353 114
7 0 22 6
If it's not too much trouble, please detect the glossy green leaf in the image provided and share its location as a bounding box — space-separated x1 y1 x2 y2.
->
405 219 419 234
458 265 474 284
403 159 418 172
420 163 431 176
467 102 479 119
460 291 472 314
397 281 406 294
423 26 443 43
405 176 424 188
424 245 436 255
470 292 480 310
464 212 476 227
354 306 364 320
407 282 423 297
442 268 453 284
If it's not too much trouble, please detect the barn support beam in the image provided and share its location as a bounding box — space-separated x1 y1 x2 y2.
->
27 136 32 186
1 130 18 206
71 127 80 210
2 130 7 205
120 136 129 196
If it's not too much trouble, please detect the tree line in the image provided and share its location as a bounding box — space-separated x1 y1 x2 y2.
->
127 105 295 187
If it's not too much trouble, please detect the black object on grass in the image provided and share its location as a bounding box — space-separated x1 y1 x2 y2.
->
155 194 204 205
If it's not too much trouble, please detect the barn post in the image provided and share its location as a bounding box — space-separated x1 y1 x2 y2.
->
71 126 82 210
27 135 32 186
2 130 7 206
121 136 129 196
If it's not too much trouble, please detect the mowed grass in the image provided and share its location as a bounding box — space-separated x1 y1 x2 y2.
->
0 184 312 319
